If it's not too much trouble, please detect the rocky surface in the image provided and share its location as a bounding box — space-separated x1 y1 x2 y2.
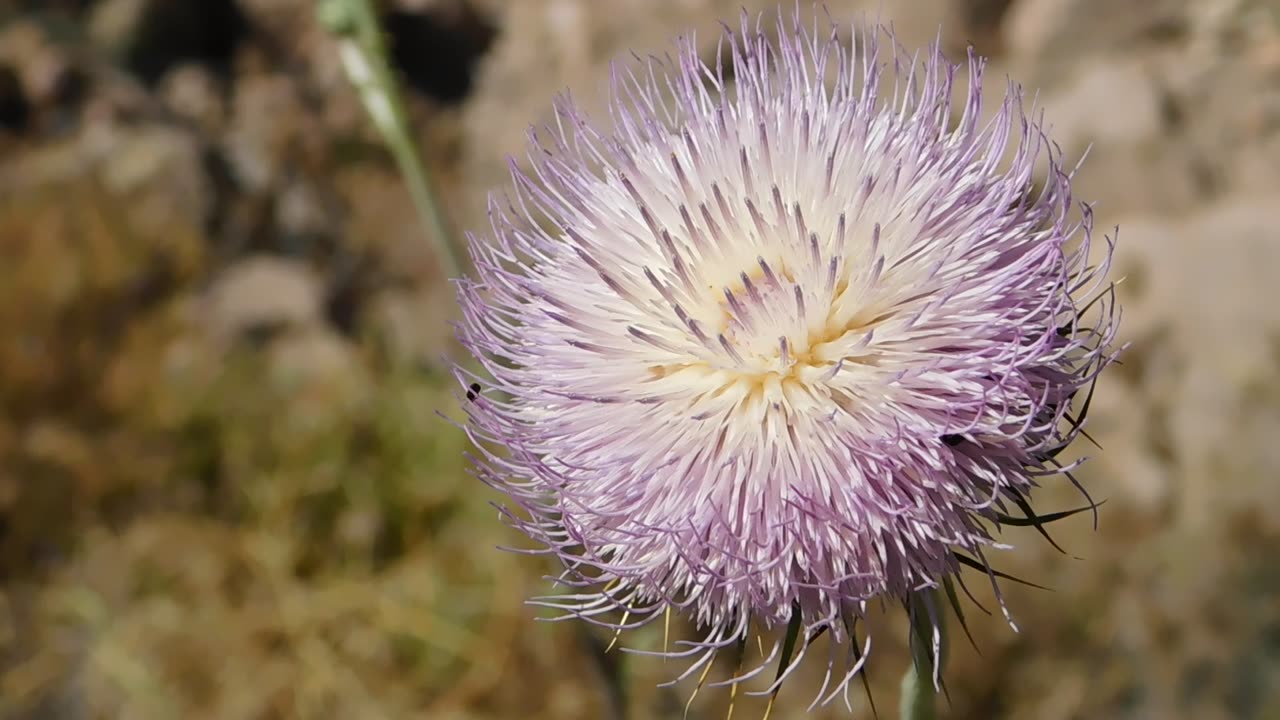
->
0 0 1277 718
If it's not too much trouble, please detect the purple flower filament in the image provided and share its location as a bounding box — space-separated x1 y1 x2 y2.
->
456 8 1119 710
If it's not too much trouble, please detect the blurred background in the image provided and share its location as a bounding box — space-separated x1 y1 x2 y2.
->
0 0 1278 718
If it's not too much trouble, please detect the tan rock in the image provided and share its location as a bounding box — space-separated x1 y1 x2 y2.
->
159 64 226 133
205 256 325 340
1004 0 1190 65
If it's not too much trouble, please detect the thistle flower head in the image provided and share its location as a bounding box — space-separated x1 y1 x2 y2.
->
457 8 1118 708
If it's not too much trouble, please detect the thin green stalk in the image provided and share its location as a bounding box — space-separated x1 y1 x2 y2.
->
317 0 467 278
900 589 947 720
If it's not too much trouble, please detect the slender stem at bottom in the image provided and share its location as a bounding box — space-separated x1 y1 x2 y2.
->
900 588 947 720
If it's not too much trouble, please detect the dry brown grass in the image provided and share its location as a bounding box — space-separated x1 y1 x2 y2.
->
0 180 601 719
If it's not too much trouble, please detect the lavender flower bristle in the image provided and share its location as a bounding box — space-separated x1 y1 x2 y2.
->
456 7 1120 709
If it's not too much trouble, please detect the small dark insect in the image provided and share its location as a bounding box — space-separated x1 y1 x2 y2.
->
466 382 482 402
941 434 965 447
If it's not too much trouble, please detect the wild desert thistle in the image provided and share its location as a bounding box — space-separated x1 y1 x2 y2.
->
456 8 1119 712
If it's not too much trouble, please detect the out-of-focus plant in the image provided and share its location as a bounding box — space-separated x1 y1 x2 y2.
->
317 0 466 279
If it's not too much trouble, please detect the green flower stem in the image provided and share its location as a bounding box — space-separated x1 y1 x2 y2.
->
900 588 947 720
317 0 467 279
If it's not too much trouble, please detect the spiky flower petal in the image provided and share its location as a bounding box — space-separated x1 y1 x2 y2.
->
456 9 1118 708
